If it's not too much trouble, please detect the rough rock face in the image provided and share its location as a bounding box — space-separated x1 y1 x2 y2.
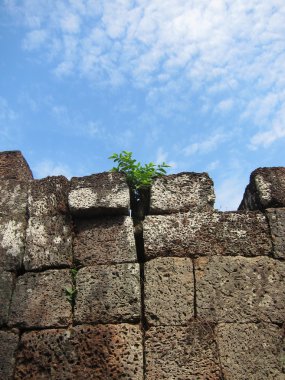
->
143 211 272 259
144 257 194 325
0 151 33 181
73 216 136 265
9 270 72 328
195 256 285 323
74 264 141 324
145 324 222 379
0 180 29 216
266 208 285 259
216 323 284 379
239 167 285 210
150 172 215 214
0 270 14 326
68 172 130 216
0 330 19 380
14 324 143 380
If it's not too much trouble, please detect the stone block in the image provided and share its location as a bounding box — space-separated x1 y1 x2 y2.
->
69 172 130 216
0 215 26 271
143 211 271 260
150 172 215 214
0 330 19 380
0 151 33 181
24 215 72 271
15 324 143 379
0 270 14 326
9 269 72 328
239 167 285 211
145 324 222 379
74 264 140 324
28 176 70 217
216 323 284 379
144 257 194 325
73 216 136 266
0 180 28 216
267 208 285 259
195 256 285 323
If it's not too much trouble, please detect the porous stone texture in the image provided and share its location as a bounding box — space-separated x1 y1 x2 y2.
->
144 257 194 325
145 324 222 379
0 270 14 326
143 211 271 259
75 264 141 324
9 269 72 328
0 330 19 380
69 172 130 216
216 323 285 380
14 324 143 380
0 215 26 271
150 172 215 214
28 176 70 217
195 256 285 323
239 167 285 211
73 216 136 265
24 215 72 270
0 151 33 181
0 180 28 216
267 208 285 259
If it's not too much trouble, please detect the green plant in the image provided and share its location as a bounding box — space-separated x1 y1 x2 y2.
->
65 268 78 305
109 151 170 191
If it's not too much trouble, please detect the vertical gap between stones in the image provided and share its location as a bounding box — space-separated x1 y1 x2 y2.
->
192 258 197 318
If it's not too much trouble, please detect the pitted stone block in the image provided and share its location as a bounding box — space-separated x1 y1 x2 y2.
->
14 324 143 379
144 257 194 325
69 172 130 216
24 215 72 270
143 211 271 259
0 270 14 326
145 324 222 379
0 330 19 380
150 172 215 214
28 176 70 217
0 151 33 181
267 208 285 259
74 264 140 324
239 167 285 211
73 216 136 265
195 256 285 323
0 180 28 216
9 269 72 328
0 215 26 271
216 323 284 379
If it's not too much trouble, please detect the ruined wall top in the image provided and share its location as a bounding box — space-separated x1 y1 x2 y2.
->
0 151 33 181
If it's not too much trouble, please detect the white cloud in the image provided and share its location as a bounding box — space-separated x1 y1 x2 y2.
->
0 97 17 121
182 133 227 156
215 176 246 211
33 160 72 179
22 29 48 50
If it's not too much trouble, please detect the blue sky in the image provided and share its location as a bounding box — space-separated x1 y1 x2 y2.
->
1 0 285 210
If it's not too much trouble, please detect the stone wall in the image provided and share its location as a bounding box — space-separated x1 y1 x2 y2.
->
0 151 284 380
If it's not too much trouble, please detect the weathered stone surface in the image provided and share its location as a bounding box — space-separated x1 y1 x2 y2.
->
9 269 72 328
15 324 143 380
239 167 285 211
267 208 285 259
28 176 70 217
150 172 215 214
0 151 33 181
145 324 222 379
0 330 19 380
143 211 271 259
0 180 28 216
0 270 14 326
216 323 285 379
195 256 285 323
24 215 72 270
0 215 26 271
73 216 136 265
75 264 140 324
69 172 130 216
144 257 194 325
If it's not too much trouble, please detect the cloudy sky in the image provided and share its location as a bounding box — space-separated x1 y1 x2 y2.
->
1 0 284 210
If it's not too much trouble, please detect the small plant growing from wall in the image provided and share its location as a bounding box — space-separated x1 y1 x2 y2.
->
109 151 170 218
